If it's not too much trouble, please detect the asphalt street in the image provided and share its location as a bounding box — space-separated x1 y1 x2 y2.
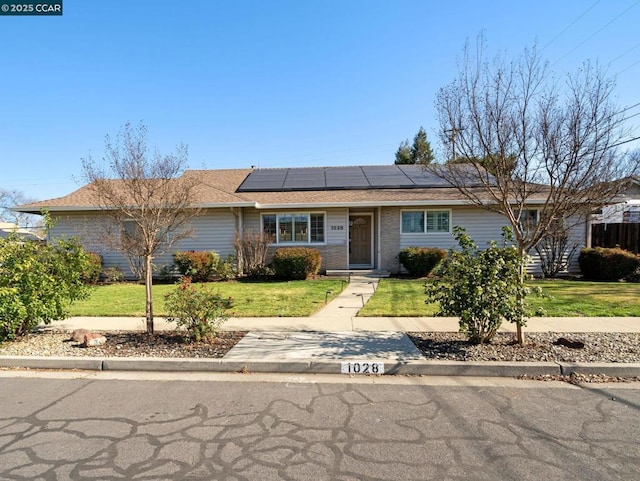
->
0 371 639 481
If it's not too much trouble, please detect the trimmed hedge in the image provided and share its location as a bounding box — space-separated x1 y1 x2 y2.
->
398 247 447 277
272 247 322 280
173 251 220 282
578 247 640 281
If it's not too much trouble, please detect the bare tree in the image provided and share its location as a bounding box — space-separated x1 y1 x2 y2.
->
534 220 580 278
1 189 42 232
435 38 639 343
82 121 201 334
234 229 274 277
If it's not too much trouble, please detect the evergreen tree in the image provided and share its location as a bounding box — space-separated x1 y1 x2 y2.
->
394 139 413 164
411 127 435 164
394 127 435 165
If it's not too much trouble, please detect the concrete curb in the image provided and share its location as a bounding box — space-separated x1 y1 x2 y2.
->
2 355 640 378
557 362 640 377
0 356 104 371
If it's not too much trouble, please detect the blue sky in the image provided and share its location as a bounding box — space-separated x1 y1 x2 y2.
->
2 0 639 201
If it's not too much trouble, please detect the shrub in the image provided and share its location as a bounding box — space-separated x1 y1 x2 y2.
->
425 227 532 344
164 277 233 342
578 247 640 281
216 255 238 280
173 251 220 282
102 266 124 283
234 229 273 277
398 247 446 277
534 222 579 278
272 247 322 280
81 252 103 284
0 235 92 341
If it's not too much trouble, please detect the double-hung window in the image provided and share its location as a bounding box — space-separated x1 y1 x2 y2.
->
519 209 539 231
262 213 325 244
401 210 451 234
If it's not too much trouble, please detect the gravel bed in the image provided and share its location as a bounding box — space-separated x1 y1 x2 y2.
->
407 332 640 363
2 330 638 364
0 331 247 358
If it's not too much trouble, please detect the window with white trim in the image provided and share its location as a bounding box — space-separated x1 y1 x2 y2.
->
262 213 325 244
401 210 451 234
519 209 538 231
122 219 142 243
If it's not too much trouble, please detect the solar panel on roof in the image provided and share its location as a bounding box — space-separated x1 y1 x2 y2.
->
236 165 477 192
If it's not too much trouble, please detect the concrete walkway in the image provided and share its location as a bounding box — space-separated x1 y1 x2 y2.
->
3 275 638 378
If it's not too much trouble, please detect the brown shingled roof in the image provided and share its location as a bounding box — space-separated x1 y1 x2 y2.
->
15 166 549 213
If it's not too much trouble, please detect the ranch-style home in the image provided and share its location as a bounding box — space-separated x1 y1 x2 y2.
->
16 164 587 277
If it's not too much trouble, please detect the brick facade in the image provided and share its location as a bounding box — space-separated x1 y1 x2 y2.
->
266 244 347 273
379 206 402 273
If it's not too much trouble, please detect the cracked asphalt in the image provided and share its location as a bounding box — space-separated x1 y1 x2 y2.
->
0 372 639 481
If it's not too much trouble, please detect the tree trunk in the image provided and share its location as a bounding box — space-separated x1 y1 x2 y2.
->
145 254 154 335
516 248 526 345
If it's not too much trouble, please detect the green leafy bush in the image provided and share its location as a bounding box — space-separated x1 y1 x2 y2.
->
164 277 233 341
216 255 238 280
272 247 322 280
0 235 93 341
173 251 235 282
398 247 446 277
81 252 103 284
578 247 640 281
102 266 124 283
425 227 531 344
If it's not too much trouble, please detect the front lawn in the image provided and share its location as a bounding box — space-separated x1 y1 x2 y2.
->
358 278 640 317
69 278 347 317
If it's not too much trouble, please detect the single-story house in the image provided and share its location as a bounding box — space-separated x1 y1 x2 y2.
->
0 222 42 241
15 164 588 278
591 176 640 224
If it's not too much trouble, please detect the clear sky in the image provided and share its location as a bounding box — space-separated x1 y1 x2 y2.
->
2 0 639 202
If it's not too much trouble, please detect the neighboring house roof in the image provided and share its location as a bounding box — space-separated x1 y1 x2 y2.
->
0 222 42 240
15 165 550 213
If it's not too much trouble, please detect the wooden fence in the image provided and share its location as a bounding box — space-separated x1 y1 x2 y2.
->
591 223 640 254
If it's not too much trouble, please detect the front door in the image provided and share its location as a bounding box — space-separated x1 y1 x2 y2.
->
349 215 372 267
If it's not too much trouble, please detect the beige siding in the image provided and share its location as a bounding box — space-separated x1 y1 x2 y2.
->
49 212 134 277
384 206 510 274
387 206 587 275
171 209 238 257
49 209 238 280
49 204 588 279
529 214 587 276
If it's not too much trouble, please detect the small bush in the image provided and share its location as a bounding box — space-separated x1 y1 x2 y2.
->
272 247 322 280
102 266 124 283
216 255 238 281
81 252 103 284
173 251 221 282
578 247 640 281
398 247 446 277
164 277 233 342
425 227 531 344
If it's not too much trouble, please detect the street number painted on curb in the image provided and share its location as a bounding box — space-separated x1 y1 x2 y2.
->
341 362 384 375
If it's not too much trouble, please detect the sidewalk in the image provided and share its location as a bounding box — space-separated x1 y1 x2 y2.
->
2 276 640 378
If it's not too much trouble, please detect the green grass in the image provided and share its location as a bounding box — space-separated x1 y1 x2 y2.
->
527 280 640 317
359 279 436 317
69 279 347 317
358 278 640 317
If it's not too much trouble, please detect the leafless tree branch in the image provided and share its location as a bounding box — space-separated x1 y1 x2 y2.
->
81 121 202 334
